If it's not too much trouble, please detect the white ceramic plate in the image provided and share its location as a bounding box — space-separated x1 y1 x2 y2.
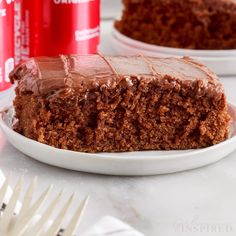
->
1 103 236 176
111 27 236 76
0 86 15 111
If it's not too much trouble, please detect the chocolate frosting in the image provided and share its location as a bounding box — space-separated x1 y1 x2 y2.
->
10 54 223 98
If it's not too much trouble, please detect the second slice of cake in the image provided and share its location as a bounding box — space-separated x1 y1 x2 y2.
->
115 0 236 49
10 55 230 152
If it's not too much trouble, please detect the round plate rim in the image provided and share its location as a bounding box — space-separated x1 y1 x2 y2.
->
112 27 236 57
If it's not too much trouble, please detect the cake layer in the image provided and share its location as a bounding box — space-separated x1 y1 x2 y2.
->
10 55 230 152
115 0 236 49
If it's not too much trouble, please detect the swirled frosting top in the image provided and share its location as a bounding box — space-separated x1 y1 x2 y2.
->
10 54 223 98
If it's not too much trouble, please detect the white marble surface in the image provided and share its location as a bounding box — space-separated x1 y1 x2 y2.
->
0 21 236 236
101 0 122 20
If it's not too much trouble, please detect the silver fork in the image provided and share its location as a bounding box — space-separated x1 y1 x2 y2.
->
0 176 89 236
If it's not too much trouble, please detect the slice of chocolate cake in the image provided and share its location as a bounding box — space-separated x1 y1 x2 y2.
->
10 55 230 152
115 0 236 50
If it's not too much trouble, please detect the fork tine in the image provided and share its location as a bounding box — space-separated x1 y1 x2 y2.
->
23 190 64 236
45 193 76 236
19 177 37 217
0 176 23 231
0 177 88 236
11 184 53 236
0 175 9 208
63 195 89 236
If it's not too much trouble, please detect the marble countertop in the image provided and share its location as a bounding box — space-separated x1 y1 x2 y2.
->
0 21 236 236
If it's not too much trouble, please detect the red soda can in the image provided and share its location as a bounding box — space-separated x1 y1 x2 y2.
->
0 0 14 92
21 0 100 61
14 0 21 66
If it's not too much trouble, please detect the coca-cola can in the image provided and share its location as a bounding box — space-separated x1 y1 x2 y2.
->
0 0 14 92
21 0 100 61
14 0 21 66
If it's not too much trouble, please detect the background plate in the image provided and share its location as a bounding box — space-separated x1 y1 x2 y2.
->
111 27 236 76
1 103 236 176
